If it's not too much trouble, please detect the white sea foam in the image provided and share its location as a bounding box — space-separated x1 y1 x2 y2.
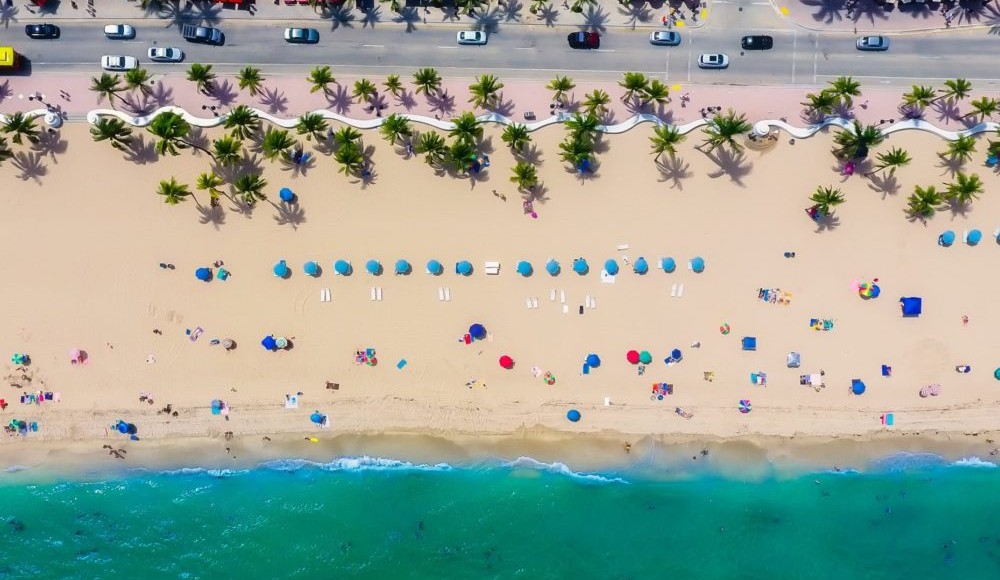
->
1 465 32 473
259 456 454 473
951 456 997 468
503 456 628 484
159 467 249 477
870 452 947 472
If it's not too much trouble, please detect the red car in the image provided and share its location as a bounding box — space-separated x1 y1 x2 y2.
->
567 31 600 49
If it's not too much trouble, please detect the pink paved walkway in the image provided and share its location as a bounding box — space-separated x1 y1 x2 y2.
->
779 0 1000 32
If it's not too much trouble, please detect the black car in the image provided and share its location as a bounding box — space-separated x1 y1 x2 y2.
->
181 24 225 46
567 31 600 49
741 35 773 50
25 23 60 39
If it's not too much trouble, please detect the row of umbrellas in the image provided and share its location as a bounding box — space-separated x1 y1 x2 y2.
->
938 229 992 247
271 257 706 278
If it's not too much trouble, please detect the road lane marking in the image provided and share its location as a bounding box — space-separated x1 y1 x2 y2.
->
594 49 616 53
514 47 533 50
791 31 797 83
361 44 384 48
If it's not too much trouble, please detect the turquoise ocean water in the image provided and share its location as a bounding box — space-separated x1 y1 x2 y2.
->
2 454 999 579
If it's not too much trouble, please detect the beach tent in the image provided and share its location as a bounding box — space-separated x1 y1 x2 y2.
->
334 260 352 276
938 230 956 247
273 260 290 278
516 261 533 277
604 259 619 276
660 257 676 273
566 409 581 422
195 267 212 282
426 259 443 276
365 259 382 275
304 261 320 277
499 355 514 369
626 350 640 364
966 229 982 246
900 297 922 317
633 257 649 275
573 258 589 275
787 352 801 368
639 351 653 365
261 335 278 351
690 257 705 273
395 259 411 275
851 379 866 395
586 354 601 368
670 348 683 362
469 324 487 340
456 260 473 276
546 259 560 276
742 337 757 351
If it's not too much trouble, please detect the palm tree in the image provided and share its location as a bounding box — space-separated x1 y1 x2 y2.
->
558 135 594 168
546 75 575 104
295 112 329 142
649 124 685 161
569 0 597 12
902 85 935 110
147 111 204 157
123 67 153 96
801 90 838 115
501 123 531 153
906 185 943 220
641 80 670 108
447 140 477 173
809 186 846 216
186 63 216 95
964 97 998 121
196 171 226 206
413 68 442 96
90 117 134 151
237 66 265 97
260 127 296 161
582 89 611 117
832 120 885 159
826 76 862 107
379 113 412 145
944 172 984 206
156 177 191 206
564 113 601 142
865 146 911 177
468 74 505 109
619 72 649 103
89 73 126 107
935 78 972 103
449 112 483 146
224 105 260 141
0 137 12 166
212 136 243 167
332 126 362 147
2 112 40 145
352 78 378 105
414 131 448 165
700 109 752 154
384 74 403 98
941 134 976 164
307 65 336 95
510 161 538 191
334 141 365 175
232 172 268 206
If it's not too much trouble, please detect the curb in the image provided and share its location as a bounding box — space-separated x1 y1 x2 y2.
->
768 1 991 35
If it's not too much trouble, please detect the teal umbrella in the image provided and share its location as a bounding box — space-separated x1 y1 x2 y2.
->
456 261 473 276
273 260 289 278
604 259 619 275
304 261 320 276
366 259 382 275
334 260 352 275
573 258 589 275
516 261 533 277
661 257 676 273
395 259 411 275
690 256 705 273
633 257 648 274
426 259 443 275
545 259 560 276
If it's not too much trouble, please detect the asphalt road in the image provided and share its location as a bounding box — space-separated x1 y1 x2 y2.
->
14 16 1000 88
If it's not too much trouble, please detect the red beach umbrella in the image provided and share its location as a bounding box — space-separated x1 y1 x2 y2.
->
626 350 640 364
499 355 514 369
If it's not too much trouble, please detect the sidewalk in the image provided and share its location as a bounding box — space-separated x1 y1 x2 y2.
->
777 0 1000 33
14 0 707 29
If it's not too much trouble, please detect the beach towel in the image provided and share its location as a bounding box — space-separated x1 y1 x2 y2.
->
285 395 299 409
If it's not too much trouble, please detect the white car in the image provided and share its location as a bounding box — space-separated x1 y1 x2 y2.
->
104 24 136 40
101 55 138 71
457 30 487 45
856 35 889 51
147 46 184 62
697 53 729 69
649 31 681 46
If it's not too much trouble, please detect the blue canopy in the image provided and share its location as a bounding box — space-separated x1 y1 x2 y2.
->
567 409 581 422
456 260 473 276
310 411 326 424
279 187 294 202
900 296 922 317
690 256 705 273
851 379 866 395
273 260 289 278
939 230 955 246
661 257 676 273
516 261 533 277
116 421 128 434
261 335 277 351
304 261 320 276
366 259 382 275
573 258 589 275
671 348 682 361
395 259 411 275
426 259 443 275
334 260 352 275
469 323 486 340
545 259 560 276
870 284 881 298
604 259 619 275
195 267 212 282
967 229 982 245
586 353 601 368
633 257 648 275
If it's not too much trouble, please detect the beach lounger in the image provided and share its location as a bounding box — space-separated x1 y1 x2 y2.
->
285 395 299 409
550 289 556 301
560 290 566 304
438 288 445 301
670 283 677 297
376 287 383 301
526 298 533 309
370 287 377 301
963 229 969 243
484 261 501 275
676 284 684 297
616 244 630 251
562 305 569 314
532 298 539 308
397 359 408 370
444 288 451 302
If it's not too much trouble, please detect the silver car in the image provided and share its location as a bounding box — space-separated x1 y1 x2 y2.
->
457 30 487 45
697 53 729 69
649 31 681 46
147 47 184 62
284 27 319 44
101 55 138 71
104 24 136 40
856 35 889 51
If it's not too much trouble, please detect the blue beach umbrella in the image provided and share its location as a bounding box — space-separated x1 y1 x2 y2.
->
366 259 382 275
967 229 982 246
395 259 411 275
633 257 649 275
545 259 560 276
456 261 473 276
604 259 619 275
938 230 955 247
671 348 683 362
310 411 326 425
334 260 352 276
279 187 295 203
273 260 289 278
194 267 212 282
116 420 128 434
261 335 278 351
516 261 533 277
469 323 487 340
851 379 866 395
586 353 601 368
566 409 581 422
573 258 589 275
304 261 320 277
690 257 705 273
661 257 676 273
426 259 443 275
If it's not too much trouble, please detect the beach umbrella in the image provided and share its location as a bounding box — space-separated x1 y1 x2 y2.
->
661 257 676 273
456 260 473 276
222 339 235 350
69 348 82 363
870 284 881 298
738 400 752 414
633 257 649 275
469 324 487 340
304 261 320 277
586 354 601 368
638 350 652 365
690 257 705 273
604 259 619 276
938 230 955 246
928 383 941 396
273 260 290 278
310 411 326 425
671 349 683 362
573 258 589 275
365 259 382 275
566 409 581 422
967 229 982 246
546 259 560 276
394 259 411 275
334 260 352 276
261 335 277 351
426 259 443 275
499 355 514 369
516 261 533 277
194 267 212 282
851 379 866 395
995 368 1000 380
279 187 295 203
116 420 128 434
626 350 640 364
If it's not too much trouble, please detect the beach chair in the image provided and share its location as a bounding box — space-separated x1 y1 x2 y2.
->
881 364 892 377
484 261 501 275
741 337 757 351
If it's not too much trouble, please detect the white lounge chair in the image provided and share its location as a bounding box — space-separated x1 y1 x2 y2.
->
484 261 501 275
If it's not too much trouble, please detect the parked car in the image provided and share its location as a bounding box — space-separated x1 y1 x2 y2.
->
697 53 729 69
741 35 773 50
25 23 60 39
104 24 136 40
101 55 138 71
856 35 889 51
147 46 184 62
181 24 224 46
567 31 600 49
649 31 681 46
284 27 320 44
456 30 487 45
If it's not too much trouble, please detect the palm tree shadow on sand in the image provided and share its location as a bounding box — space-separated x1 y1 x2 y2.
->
280 153 317 177
12 151 47 183
32 129 68 162
210 79 239 108
124 135 159 165
197 204 227 229
705 148 752 187
327 84 353 115
273 202 306 229
392 7 421 33
580 4 610 33
655 155 692 190
866 172 901 199
813 213 841 232
534 3 560 27
258 87 289 115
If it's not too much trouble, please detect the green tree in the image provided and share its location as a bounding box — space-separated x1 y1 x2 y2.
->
307 65 336 95
449 112 483 146
964 97 998 121
700 109 752 154
332 126 362 147
237 66 265 97
196 171 226 206
186 63 216 94
224 105 260 140
865 146 911 178
89 73 126 107
832 120 885 159
413 68 442 96
211 136 243 167
501 123 531 153
906 185 943 220
941 134 976 165
123 67 153 96
295 112 329 142
801 90 838 115
352 78 378 105
147 111 206 157
826 76 862 107
902 85 935 110
468 74 505 109
0 137 11 166
384 74 403 97
564 113 600 142
546 75 575 104
379 113 412 145
260 127 296 161
414 131 448 165
558 135 594 168
232 172 268 206
510 161 538 191
447 139 477 173
334 140 365 175
1 112 40 145
641 80 670 108
936 78 972 103
619 72 649 102
943 172 984 206
582 89 611 116
156 177 191 206
90 117 134 151
809 186 846 216
649 124 685 161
